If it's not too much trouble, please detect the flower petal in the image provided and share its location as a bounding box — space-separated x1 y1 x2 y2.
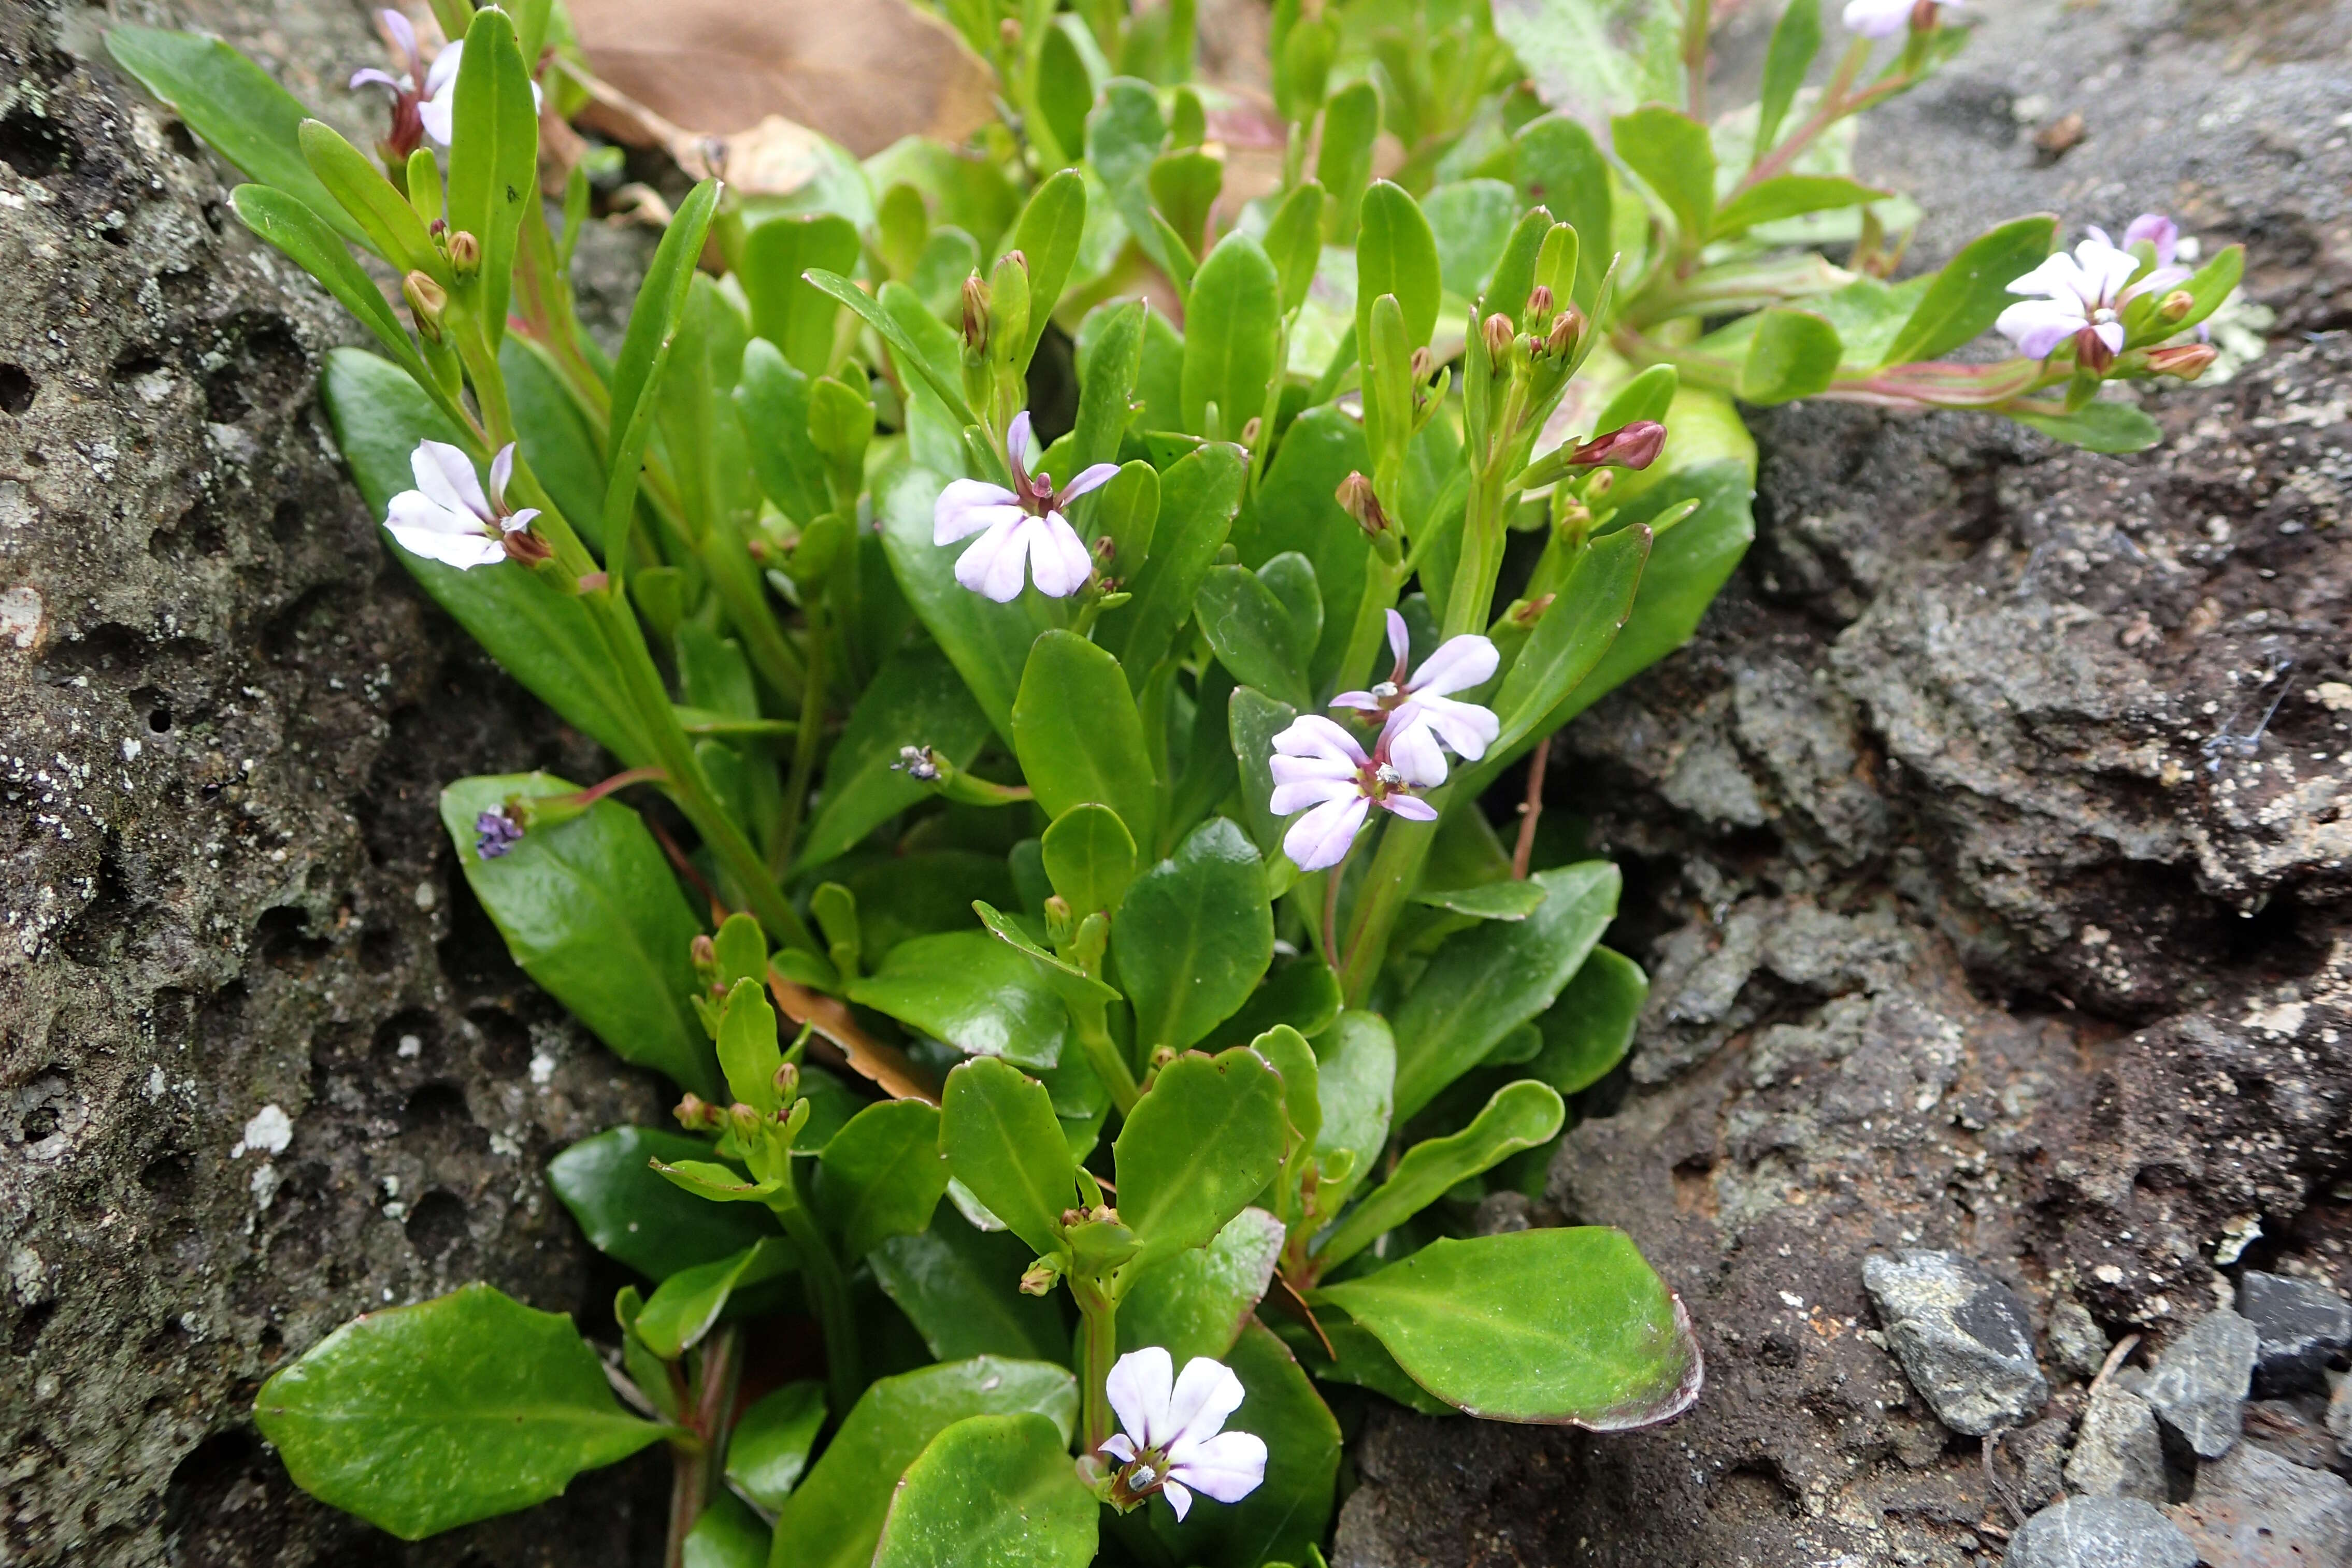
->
1059 462 1121 502
2124 213 2178 266
1415 693 1501 760
388 519 506 570
411 440 489 520
1008 410 1037 471
349 67 404 92
424 39 463 95
2092 320 2126 355
1995 298 2083 359
1160 1479 1194 1522
1270 776 1359 816
386 488 474 537
1283 794 1368 871
1027 514 1094 599
1384 607 1410 672
1327 690 1382 712
418 90 455 148
1168 1430 1269 1504
953 517 1028 602
1380 793 1440 822
2004 252 2090 303
1409 634 1499 697
1273 713 1367 767
934 478 1021 544
1164 1357 1247 1449
1268 752 1360 786
1839 0 1912 36
501 508 540 534
1106 1347 1174 1451
1385 714 1451 787
1098 1434 1138 1463
489 443 517 511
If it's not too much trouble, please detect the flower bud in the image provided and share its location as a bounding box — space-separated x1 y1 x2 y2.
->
1568 420 1667 471
675 1093 721 1131
1511 592 1556 627
729 1102 762 1143
1525 284 1554 322
1585 469 1614 499
691 933 718 969
772 1061 801 1105
1044 894 1075 948
1544 305 1585 359
1240 415 1262 445
1335 470 1390 536
402 270 448 342
1909 0 1939 28
1481 312 1515 364
893 744 942 783
447 229 481 278
2146 342 2218 380
2156 290 2195 323
2073 324 2117 376
501 527 553 566
1019 1256 1065 1296
998 16 1022 49
960 274 989 354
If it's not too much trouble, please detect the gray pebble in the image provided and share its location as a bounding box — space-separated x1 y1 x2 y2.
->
2237 1270 2352 1397
2167 1443 2352 1567
2004 1497 2196 1568
1862 1250 2049 1436
2065 1382 2168 1503
2050 1298 2113 1381
2143 1308 2257 1459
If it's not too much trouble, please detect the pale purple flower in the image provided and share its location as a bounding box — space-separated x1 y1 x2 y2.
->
1841 0 1958 37
1099 1348 1268 1521
364 35 541 152
1330 610 1500 787
474 807 524 860
2123 213 2180 268
1994 223 2192 364
383 441 542 569
931 412 1114 602
1269 714 1440 871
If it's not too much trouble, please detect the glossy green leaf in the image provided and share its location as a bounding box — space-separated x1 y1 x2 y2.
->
872 1413 1097 1568
805 269 980 427
1072 299 1146 472
1880 215 2057 366
254 1284 667 1540
1492 526 1650 753
1231 406 1370 686
973 901 1122 1007
1737 308 1844 405
1713 175 1887 237
1273 1308 1452 1415
1114 1044 1287 1265
727 1381 827 1511
439 774 718 1098
1207 958 1342 1053
849 931 1069 1070
230 186 442 417
1422 179 1521 301
2154 242 2243 339
938 1057 1077 1257
684 1489 771 1568
634 1238 796 1358
1317 1228 1700 1426
796 643 994 871
1182 234 1283 441
1755 0 1822 152
296 119 441 277
105 26 366 249
873 1212 1070 1363
1120 818 1277 1057
1513 115 1611 306
1085 459 1159 583
549 1127 781 1280
1316 1082 1565 1268
605 181 723 549
2011 398 2164 454
1355 181 1442 350
1411 881 1549 920
1009 169 1088 357
878 462 1060 745
1037 19 1096 166
1226 685 1299 860
1613 104 1713 250
767 1357 1080 1568
1388 861 1619 1120
1530 944 1646 1096
1012 630 1160 854
1593 362 1681 433
1135 1324 1339 1567
1252 1024 1322 1153
653 1157 783 1204
503 337 605 549
736 338 828 523
1315 82 1380 243
1263 180 1327 314
738 214 859 376
1149 148 1223 259
1117 1208 1286 1361
1196 564 1312 708
1041 803 1139 916
816 1099 951 1259
1100 443 1248 685
717 977 784 1112
443 7 538 347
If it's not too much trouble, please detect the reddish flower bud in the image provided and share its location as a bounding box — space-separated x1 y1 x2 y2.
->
1335 470 1390 535
1481 312 1516 363
1525 284 1554 321
960 274 989 354
1409 347 1435 382
2156 290 2195 323
2146 342 2218 380
1568 420 1666 471
1511 592 1556 626
2073 323 2117 375
1544 305 1585 359
401 270 447 342
446 229 481 278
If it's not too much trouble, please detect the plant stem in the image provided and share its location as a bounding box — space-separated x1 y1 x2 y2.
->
1072 1273 1120 1455
768 1181 861 1418
771 601 829 873
1070 998 1141 1114
1511 736 1552 880
661 1325 740 1568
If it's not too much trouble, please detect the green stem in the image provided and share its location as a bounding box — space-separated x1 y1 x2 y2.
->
768 1182 861 1417
771 602 828 873
1073 1273 1120 1455
1069 998 1141 1115
1336 806 1440 1006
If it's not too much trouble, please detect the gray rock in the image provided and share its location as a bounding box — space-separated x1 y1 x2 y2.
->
2004 1497 2197 1568
2050 1298 2113 1381
2144 1310 2258 1459
2330 1372 2352 1462
2066 1383 2169 1503
2238 1271 2352 1396
1862 1250 2049 1435
2168 1444 2352 1568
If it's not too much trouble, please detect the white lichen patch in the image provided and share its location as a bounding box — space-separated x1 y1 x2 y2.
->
232 1102 293 1158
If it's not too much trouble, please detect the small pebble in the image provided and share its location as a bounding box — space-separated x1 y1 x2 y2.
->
2143 1308 2256 1459
2004 1495 2195 1567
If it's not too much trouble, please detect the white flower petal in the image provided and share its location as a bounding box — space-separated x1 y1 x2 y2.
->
1270 777 1359 816
1098 1434 1138 1463
1272 714 1367 767
387 519 506 569
1409 634 1498 697
1160 1479 1194 1522
1008 410 1038 471
1995 298 2084 359
1327 690 1382 712
1164 1358 1247 1449
1167 1430 1269 1504
1380 793 1440 823
1386 715 1451 787
1060 462 1120 502
934 478 1021 544
1383 607 1411 670
1284 793 1368 871
1840 0 1912 35
1414 693 1501 760
2004 252 2090 304
411 440 489 520
1027 513 1094 598
2074 237 2139 303
953 517 1029 602
1106 1347 1174 1451
1268 753 1360 786
424 39 463 95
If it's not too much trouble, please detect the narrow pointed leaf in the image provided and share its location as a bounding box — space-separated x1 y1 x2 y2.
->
1315 1082 1565 1268
634 1237 796 1358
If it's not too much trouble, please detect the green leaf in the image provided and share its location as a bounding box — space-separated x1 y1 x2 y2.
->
1756 0 1822 153
684 1489 772 1568
1206 958 1342 1054
1529 944 1646 1096
973 901 1122 1008
736 339 828 523
438 774 717 1098
1311 1011 1394 1216
503 337 606 549
2010 398 2164 454
1492 526 1650 753
816 1099 951 1259
878 462 1060 746
1182 233 1283 441
1012 629 1160 854
1226 685 1299 860
1134 1323 1340 1567
1713 175 1886 237
1315 82 1380 243
1041 803 1139 916
104 26 366 249
549 1127 781 1280
768 1358 1080 1568
849 931 1070 1070
1880 215 2057 366
1037 19 1096 166
1317 1228 1701 1426
1252 1024 1322 1149
2156 243 2243 339
1117 1208 1286 1361
716 976 784 1112
1263 180 1327 314
229 186 439 410
1257 553 1324 671
1422 179 1521 301
1120 818 1277 1056
796 643 994 871
1737 307 1844 405
1273 1310 1452 1415
738 214 861 376
727 1381 827 1511
1114 1044 1287 1265
1196 564 1312 708
1488 0 1684 129
939 1057 1078 1257
1513 116 1612 307
443 7 539 348
634 1237 796 1358
605 180 723 551
254 1284 668 1540
1072 299 1146 472
1612 105 1714 250
1086 459 1160 582
805 270 980 428
1355 181 1442 350
873 1212 1070 1363
1230 406 1370 688
653 1158 783 1204
1412 882 1550 920
1315 1082 1565 1268
1099 443 1250 685
1388 862 1619 1120
1149 148 1224 261
296 119 441 277
872 1413 1098 1568
1009 169 1089 357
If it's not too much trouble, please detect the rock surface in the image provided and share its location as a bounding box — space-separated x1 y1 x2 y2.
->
2239 1270 2352 1395
1329 0 2352 1562
1862 1249 2049 1435
2068 1383 2170 1503
0 1 667 1563
2169 1444 2352 1567
2004 1498 2198 1568
2145 1310 2259 1458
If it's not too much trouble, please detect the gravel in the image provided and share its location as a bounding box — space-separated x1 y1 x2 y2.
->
1862 1249 2050 1436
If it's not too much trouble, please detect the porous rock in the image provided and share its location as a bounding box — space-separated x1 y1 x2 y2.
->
2167 1443 2352 1567
2144 1310 2258 1459
1863 1249 2050 1435
2004 1498 2197 1568
2050 1298 2114 1382
2066 1383 2169 1503
2238 1270 2352 1396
